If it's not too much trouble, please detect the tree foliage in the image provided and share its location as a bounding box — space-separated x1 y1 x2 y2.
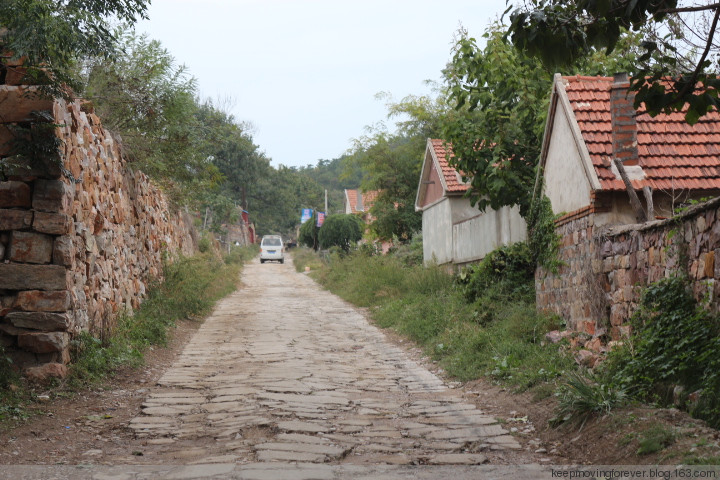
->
506 0 720 124
317 214 364 252
442 22 645 214
0 0 149 96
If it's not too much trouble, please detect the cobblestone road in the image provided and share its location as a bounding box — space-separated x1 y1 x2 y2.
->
123 258 525 475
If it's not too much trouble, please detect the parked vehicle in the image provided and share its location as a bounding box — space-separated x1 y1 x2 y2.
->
260 235 284 264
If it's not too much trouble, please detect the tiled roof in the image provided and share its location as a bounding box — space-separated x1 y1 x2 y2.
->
563 75 720 192
345 189 380 214
429 139 469 192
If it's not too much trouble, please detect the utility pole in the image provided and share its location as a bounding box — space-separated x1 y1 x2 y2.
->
324 189 328 214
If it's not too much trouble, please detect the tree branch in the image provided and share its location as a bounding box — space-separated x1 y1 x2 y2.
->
658 3 720 14
675 4 720 101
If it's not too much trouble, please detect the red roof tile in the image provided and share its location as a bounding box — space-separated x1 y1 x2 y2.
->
563 75 720 192
429 139 469 193
345 189 380 214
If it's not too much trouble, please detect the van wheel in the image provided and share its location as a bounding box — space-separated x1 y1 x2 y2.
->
260 259 265 264
280 259 284 264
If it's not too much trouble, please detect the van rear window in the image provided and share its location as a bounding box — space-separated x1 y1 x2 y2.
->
262 238 282 246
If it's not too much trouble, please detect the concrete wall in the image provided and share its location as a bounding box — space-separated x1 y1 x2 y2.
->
453 205 527 265
422 196 527 267
544 105 593 214
0 87 197 371
422 197 453 265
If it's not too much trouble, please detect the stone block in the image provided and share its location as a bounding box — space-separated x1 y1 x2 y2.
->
0 264 68 290
0 86 54 122
32 179 73 213
8 230 53 264
24 362 68 382
0 181 31 208
15 290 71 312
52 235 74 267
2 154 63 179
33 211 70 235
0 208 32 230
705 251 715 279
17 331 68 353
0 125 16 156
7 311 69 331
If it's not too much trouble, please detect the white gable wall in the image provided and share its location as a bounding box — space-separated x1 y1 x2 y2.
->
422 198 453 265
544 104 593 214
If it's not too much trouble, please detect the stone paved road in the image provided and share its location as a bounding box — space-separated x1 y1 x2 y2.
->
127 257 525 470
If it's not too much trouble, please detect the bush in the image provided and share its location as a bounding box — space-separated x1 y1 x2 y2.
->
457 242 535 303
608 276 720 428
318 214 364 252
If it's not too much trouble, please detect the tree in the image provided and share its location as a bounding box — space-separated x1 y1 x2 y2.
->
506 0 720 124
0 0 149 96
299 212 319 250
84 32 221 206
317 214 364 253
442 22 644 214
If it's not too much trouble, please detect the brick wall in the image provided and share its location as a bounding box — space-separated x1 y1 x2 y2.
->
0 86 197 371
537 197 720 340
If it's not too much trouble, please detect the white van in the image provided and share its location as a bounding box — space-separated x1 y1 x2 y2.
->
260 235 284 264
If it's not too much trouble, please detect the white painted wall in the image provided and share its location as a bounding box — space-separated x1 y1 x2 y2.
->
453 205 527 264
544 107 592 214
422 198 453 265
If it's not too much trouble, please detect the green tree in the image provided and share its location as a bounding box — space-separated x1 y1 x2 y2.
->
0 0 149 96
84 32 221 205
317 214 364 252
506 0 719 124
442 22 645 214
299 212 319 250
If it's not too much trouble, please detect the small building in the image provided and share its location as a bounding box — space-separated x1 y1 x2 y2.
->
224 209 255 247
344 189 379 220
536 73 720 334
414 138 526 267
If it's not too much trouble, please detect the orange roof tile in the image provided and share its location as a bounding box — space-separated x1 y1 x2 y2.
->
429 139 469 193
345 189 380 214
563 75 720 192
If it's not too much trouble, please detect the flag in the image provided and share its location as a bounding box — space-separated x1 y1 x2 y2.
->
300 208 313 224
316 212 326 227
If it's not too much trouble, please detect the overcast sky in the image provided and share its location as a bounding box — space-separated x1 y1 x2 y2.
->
136 0 508 168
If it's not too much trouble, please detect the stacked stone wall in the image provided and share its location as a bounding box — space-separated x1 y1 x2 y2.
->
537 197 720 340
0 85 197 370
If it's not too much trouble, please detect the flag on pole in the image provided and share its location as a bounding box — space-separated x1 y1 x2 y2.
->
300 208 313 224
316 212 326 227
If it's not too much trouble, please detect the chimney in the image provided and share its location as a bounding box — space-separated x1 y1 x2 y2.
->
356 190 364 212
610 73 639 166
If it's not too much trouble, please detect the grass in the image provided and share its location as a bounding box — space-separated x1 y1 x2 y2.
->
309 248 573 393
636 424 677 455
0 245 256 422
69 246 256 386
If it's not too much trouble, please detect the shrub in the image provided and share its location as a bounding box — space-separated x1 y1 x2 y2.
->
318 214 364 252
609 276 720 428
551 371 627 428
457 242 535 304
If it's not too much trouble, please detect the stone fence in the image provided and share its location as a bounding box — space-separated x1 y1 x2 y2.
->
537 197 720 342
0 84 197 376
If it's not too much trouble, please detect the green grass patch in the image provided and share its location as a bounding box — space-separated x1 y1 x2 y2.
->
636 424 676 455
291 247 325 273
310 247 572 393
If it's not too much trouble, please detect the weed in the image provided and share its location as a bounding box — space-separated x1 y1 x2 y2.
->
67 248 254 387
636 424 676 455
551 371 627 428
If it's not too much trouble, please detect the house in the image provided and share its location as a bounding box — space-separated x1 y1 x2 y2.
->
536 73 720 334
223 209 255 248
344 189 380 220
540 73 720 226
414 138 526 267
343 188 393 253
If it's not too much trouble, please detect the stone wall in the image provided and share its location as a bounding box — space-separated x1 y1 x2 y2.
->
537 197 720 341
0 86 197 371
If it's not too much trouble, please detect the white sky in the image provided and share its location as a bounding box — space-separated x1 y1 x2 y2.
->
136 0 508 168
